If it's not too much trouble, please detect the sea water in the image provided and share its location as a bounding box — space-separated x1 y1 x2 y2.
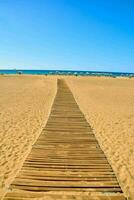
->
0 69 134 77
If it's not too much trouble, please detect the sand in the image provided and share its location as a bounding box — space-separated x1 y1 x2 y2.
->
0 75 56 198
0 75 134 199
66 76 134 200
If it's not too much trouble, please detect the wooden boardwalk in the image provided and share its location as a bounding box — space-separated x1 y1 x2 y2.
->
4 79 126 200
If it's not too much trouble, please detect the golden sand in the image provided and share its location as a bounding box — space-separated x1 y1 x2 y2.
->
66 76 134 199
0 75 134 199
0 75 56 198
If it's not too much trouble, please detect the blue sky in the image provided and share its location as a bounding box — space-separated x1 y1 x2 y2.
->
0 0 134 72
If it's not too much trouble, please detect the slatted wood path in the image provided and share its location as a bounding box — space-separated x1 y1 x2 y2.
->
4 79 126 200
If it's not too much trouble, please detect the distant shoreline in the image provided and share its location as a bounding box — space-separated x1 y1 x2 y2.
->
0 69 134 77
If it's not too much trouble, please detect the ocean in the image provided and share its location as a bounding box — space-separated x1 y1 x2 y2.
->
0 69 134 77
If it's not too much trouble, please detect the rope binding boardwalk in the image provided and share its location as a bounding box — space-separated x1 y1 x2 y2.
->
4 79 126 200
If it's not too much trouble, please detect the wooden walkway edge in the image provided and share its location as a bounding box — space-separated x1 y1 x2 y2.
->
4 79 126 200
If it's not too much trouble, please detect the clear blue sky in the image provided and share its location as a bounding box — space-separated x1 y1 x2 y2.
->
0 0 134 72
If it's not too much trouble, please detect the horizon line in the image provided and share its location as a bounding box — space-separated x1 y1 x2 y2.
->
0 68 134 74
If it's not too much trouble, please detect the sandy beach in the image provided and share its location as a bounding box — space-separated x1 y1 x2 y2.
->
67 76 134 199
0 75 134 199
0 75 56 198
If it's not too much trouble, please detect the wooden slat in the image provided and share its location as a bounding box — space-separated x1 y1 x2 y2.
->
4 191 126 200
4 79 126 199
